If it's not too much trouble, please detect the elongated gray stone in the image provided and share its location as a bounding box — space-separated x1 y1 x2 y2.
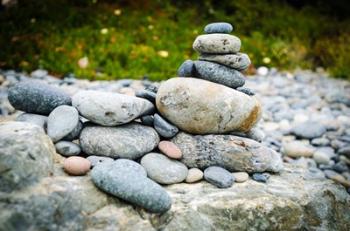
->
91 159 171 213
80 123 159 159
172 132 283 173
193 61 245 88
72 90 154 126
8 80 71 115
156 78 261 134
199 53 251 71
204 22 233 34
193 34 241 54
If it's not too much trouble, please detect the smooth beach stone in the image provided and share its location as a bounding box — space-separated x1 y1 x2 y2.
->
63 156 91 176
72 90 154 126
86 156 114 168
185 168 204 183
204 22 233 34
193 61 245 88
199 53 251 71
135 90 156 103
338 146 350 158
55 141 81 156
193 34 241 54
282 141 315 158
8 80 71 115
252 173 270 183
63 120 83 141
156 78 261 134
172 132 283 173
141 115 154 126
237 87 255 96
177 60 195 77
313 150 331 165
158 141 182 159
0 122 55 192
16 113 47 130
204 166 234 188
141 153 188 184
47 105 79 142
153 114 179 138
91 159 171 213
80 123 159 159
292 121 327 139
232 172 249 183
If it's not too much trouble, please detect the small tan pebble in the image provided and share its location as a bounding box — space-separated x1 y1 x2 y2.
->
158 141 182 159
330 175 350 188
119 87 135 96
63 156 91 176
232 172 249 183
282 141 315 158
185 168 203 183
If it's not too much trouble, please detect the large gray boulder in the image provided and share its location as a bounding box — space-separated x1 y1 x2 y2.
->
0 122 55 192
72 90 154 126
172 132 283 173
156 78 261 134
80 123 159 159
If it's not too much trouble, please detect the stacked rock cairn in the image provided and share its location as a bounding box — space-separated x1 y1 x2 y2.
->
5 22 283 214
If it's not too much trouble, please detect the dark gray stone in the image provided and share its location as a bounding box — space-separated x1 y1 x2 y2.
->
177 60 194 77
91 159 171 213
204 166 234 188
80 123 159 159
0 122 55 192
292 121 327 139
237 87 255 96
172 132 283 173
141 153 188 184
338 146 350 158
252 173 270 183
193 61 245 88
154 113 179 138
55 141 81 156
135 90 156 104
141 115 154 126
8 80 71 115
204 22 233 34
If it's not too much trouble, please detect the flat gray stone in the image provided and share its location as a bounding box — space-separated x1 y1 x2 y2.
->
72 90 154 126
204 22 233 34
91 159 171 213
47 105 79 142
204 166 234 188
193 60 245 88
8 80 71 115
193 34 241 54
0 122 55 192
292 121 327 139
141 153 188 184
16 113 47 130
80 123 159 159
172 132 283 173
55 141 81 156
199 53 251 71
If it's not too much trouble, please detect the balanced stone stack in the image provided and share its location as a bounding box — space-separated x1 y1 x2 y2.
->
2 22 283 215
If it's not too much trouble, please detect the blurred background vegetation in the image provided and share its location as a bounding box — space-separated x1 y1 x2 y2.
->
0 0 349 80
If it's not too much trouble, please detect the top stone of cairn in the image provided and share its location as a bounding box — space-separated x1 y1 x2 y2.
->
204 22 233 34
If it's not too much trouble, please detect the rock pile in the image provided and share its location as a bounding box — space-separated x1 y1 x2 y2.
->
1 22 284 214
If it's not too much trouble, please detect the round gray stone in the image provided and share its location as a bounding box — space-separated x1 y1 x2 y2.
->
91 159 171 213
80 123 159 159
0 122 55 192
47 105 79 142
72 90 154 126
204 166 234 188
141 153 188 184
8 80 71 115
292 121 327 139
204 22 233 34
63 120 83 141
193 34 241 54
55 141 81 156
193 61 245 88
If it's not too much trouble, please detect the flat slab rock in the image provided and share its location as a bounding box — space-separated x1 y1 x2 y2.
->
1 164 349 230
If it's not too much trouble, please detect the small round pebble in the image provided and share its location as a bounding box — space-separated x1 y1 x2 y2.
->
55 141 81 156
87 156 114 168
185 168 204 183
252 173 270 183
204 22 233 34
63 156 91 176
204 166 234 188
313 150 331 165
232 172 249 183
158 141 182 159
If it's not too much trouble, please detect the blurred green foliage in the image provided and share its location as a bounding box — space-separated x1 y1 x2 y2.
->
0 0 349 80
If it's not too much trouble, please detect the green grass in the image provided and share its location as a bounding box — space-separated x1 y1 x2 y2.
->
0 0 349 80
